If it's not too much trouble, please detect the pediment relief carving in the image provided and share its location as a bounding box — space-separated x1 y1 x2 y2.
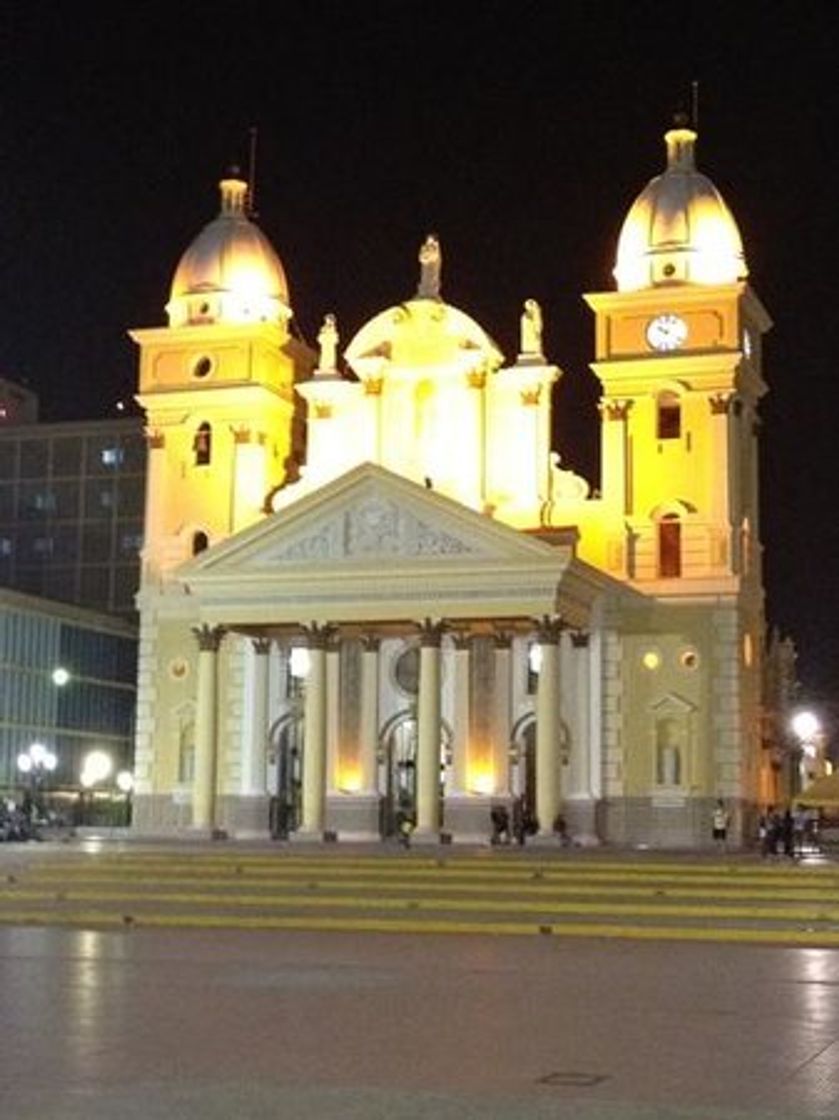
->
244 495 482 568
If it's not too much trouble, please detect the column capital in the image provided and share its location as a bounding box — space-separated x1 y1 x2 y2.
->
251 637 272 656
599 398 632 422
361 634 381 653
302 622 336 650
492 629 512 650
533 614 565 645
192 623 226 653
709 393 732 416
418 618 447 648
570 630 590 649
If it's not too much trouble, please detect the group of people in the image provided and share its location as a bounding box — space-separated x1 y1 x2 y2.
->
758 804 818 859
714 798 820 858
490 801 573 847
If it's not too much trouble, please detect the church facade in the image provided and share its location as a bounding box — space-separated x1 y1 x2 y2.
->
130 124 773 848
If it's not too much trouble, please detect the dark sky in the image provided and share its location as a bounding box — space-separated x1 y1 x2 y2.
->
0 2 837 699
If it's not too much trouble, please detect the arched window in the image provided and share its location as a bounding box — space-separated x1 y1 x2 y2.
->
658 514 681 578
194 422 212 466
657 392 681 440
192 531 208 556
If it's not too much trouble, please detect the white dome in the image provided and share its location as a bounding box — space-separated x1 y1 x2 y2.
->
614 127 747 292
167 175 291 327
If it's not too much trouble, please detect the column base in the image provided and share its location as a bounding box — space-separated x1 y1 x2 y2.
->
288 828 332 844
325 792 382 840
410 828 445 846
444 794 504 844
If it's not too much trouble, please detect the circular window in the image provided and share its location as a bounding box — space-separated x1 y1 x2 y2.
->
393 646 420 696
169 658 189 681
680 649 699 670
192 355 214 379
663 263 676 277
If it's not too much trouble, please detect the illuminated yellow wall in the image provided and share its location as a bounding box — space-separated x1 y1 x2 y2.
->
132 320 313 581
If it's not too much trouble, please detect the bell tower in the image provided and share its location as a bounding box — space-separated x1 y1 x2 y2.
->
131 173 314 584
584 124 772 592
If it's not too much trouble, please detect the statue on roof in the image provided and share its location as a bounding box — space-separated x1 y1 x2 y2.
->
417 234 442 299
317 313 339 372
520 298 543 358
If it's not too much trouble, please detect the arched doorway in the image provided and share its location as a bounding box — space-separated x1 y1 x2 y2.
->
378 709 452 838
511 715 537 820
269 713 303 838
511 713 570 832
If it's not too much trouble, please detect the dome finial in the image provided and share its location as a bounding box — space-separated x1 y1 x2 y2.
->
417 234 442 299
664 119 696 172
219 166 247 217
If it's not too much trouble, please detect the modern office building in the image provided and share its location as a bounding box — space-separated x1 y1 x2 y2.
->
129 121 777 848
0 415 145 617
0 589 137 791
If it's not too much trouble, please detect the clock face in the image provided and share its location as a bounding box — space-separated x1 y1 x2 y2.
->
646 313 688 352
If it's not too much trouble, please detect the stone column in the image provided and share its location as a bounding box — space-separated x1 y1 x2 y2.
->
450 634 471 794
416 619 444 838
326 635 341 793
535 616 563 837
191 624 225 831
244 638 271 796
300 623 331 836
600 399 632 519
493 632 513 795
359 636 380 794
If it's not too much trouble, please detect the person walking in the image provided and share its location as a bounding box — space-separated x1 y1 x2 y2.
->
781 807 795 860
490 804 511 845
712 798 730 852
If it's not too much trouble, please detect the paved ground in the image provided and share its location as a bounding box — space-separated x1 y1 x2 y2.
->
1 838 838 1119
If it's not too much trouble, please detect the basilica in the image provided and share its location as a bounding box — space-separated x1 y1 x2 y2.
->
130 122 772 848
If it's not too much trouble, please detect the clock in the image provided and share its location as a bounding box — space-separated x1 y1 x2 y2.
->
646 313 688 352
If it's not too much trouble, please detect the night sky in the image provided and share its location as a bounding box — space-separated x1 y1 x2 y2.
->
1 3 837 702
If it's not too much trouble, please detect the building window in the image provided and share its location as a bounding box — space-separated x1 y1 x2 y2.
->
657 393 681 440
194 423 212 466
192 531 208 556
101 446 125 467
526 643 541 694
192 355 214 379
658 515 681 578
393 645 420 697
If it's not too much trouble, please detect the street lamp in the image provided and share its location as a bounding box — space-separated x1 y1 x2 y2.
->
16 742 58 822
17 742 58 777
80 749 113 789
791 709 823 793
51 666 71 687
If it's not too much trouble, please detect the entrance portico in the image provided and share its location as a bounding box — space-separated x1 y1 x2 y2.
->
138 463 616 842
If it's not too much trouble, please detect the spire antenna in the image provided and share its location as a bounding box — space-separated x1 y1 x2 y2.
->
247 126 259 218
691 80 700 130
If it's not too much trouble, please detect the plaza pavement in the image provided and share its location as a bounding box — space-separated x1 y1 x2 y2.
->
1 837 839 1119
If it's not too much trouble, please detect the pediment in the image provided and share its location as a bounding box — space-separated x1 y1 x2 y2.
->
181 463 564 576
170 464 616 629
650 692 697 715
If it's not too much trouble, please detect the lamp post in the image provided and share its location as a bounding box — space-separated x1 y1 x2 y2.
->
16 742 58 823
790 710 822 796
